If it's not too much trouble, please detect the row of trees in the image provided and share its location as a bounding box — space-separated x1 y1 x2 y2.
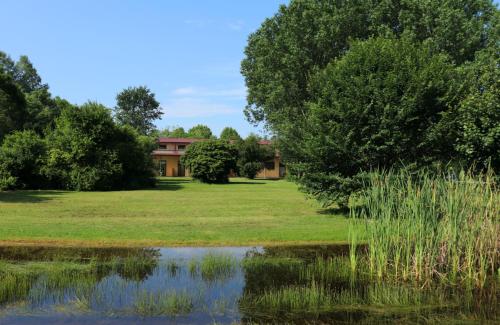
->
242 0 500 206
0 52 164 190
157 125 244 142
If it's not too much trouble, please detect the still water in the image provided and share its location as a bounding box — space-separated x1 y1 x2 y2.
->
0 245 498 324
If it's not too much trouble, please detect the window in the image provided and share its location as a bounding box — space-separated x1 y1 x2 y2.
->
264 161 275 170
177 144 186 151
158 144 167 150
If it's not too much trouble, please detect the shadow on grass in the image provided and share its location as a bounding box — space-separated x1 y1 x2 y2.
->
154 178 192 191
0 190 65 203
317 206 350 216
228 181 266 185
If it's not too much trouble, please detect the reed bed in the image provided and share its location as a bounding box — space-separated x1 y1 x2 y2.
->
351 169 499 287
133 290 193 316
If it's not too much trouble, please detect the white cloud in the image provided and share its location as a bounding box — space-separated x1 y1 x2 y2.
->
163 97 240 118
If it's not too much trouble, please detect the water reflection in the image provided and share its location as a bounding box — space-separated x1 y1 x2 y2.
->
0 245 498 324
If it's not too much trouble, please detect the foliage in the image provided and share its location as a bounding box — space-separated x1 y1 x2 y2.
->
0 52 64 138
0 73 26 142
0 130 47 190
0 52 48 93
219 127 241 141
449 48 500 170
236 134 275 179
158 126 187 138
240 162 263 180
181 140 237 183
115 86 163 136
186 124 213 139
294 37 454 206
43 102 155 191
242 0 499 206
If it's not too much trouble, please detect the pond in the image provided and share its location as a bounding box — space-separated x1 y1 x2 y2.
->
0 245 498 324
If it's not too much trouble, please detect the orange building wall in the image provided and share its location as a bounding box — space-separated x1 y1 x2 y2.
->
153 155 185 177
256 156 281 179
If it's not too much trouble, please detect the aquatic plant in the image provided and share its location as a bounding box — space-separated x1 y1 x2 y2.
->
133 290 193 316
351 169 499 287
199 252 237 282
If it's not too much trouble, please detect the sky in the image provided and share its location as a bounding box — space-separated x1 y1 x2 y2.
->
0 0 288 137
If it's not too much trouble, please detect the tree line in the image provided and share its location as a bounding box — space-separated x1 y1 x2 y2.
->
241 0 500 206
0 52 165 190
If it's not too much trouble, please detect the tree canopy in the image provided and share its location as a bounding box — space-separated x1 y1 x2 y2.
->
187 124 213 139
158 126 188 138
220 127 242 141
242 0 500 206
115 86 163 136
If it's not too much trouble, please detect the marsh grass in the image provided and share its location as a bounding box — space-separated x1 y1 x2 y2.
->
196 252 237 282
133 290 193 316
351 169 499 287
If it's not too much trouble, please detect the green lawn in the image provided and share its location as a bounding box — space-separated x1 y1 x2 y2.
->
0 178 350 247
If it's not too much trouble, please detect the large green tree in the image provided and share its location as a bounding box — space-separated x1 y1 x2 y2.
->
241 0 499 206
0 52 64 135
220 127 242 142
0 73 26 141
115 86 163 135
187 124 213 139
242 0 497 130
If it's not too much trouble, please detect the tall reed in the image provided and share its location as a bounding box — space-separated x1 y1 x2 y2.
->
351 169 499 287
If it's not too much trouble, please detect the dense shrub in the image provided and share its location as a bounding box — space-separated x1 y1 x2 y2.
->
0 130 47 190
181 140 237 183
237 134 274 179
43 102 155 191
240 162 263 179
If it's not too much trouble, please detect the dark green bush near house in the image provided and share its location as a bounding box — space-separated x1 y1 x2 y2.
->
240 162 263 179
43 102 155 191
237 134 274 179
181 140 237 183
0 130 47 190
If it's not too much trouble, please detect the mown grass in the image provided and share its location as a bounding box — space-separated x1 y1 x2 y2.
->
0 178 350 246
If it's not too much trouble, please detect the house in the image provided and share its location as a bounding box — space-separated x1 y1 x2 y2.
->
151 137 285 178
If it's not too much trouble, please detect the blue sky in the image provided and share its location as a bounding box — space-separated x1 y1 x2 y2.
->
0 0 287 137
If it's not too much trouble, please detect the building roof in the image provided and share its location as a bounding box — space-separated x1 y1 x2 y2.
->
157 137 203 144
258 139 272 145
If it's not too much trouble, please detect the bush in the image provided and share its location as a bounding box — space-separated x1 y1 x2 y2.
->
181 140 237 183
237 134 274 179
0 130 47 190
240 162 263 179
43 102 155 191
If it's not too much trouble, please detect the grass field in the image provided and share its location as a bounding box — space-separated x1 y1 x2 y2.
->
0 178 349 247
